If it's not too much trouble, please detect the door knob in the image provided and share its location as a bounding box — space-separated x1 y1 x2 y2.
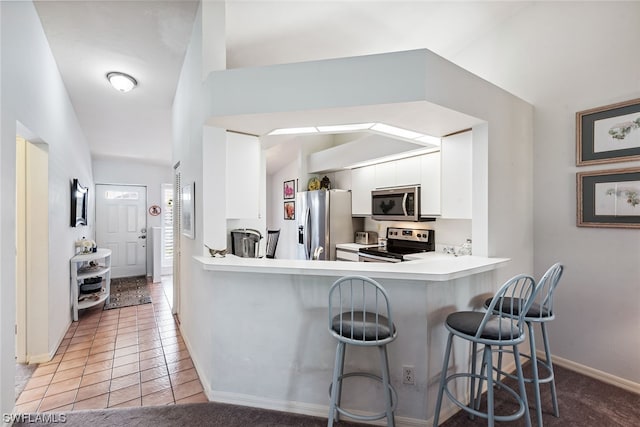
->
138 235 146 239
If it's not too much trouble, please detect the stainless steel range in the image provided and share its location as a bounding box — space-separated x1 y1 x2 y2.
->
358 227 435 263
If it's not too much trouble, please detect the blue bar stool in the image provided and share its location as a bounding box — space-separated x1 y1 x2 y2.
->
483 263 564 427
433 274 537 427
327 275 398 427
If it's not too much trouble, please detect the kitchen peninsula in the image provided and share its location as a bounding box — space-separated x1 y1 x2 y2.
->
187 253 508 424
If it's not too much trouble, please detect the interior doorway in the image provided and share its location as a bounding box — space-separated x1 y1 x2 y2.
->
95 184 147 278
15 135 50 364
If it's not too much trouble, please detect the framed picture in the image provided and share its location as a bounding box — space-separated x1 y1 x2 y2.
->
577 167 640 228
181 182 195 238
283 179 295 199
576 98 640 166
284 201 295 220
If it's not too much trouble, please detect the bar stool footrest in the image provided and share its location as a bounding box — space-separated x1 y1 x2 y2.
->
492 348 555 384
329 372 398 422
443 372 526 422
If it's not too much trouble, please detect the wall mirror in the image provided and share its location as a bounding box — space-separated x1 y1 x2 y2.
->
71 178 88 227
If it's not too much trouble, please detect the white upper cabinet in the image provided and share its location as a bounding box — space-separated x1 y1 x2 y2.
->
374 161 396 188
440 131 472 219
226 132 261 219
395 156 421 187
374 156 421 189
420 151 441 216
351 166 375 216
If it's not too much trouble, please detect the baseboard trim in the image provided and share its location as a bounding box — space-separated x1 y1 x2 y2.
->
541 351 640 395
177 323 214 400
21 319 71 364
208 390 431 427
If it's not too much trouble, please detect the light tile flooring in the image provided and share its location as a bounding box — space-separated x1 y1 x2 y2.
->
15 279 207 413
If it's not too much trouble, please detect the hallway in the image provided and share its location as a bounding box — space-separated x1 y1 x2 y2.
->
14 279 206 412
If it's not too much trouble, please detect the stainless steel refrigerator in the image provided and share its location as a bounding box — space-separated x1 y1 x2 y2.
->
296 189 353 260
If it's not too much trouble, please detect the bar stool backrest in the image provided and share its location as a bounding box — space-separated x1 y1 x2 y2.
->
478 274 536 344
265 229 280 259
527 262 563 322
328 275 396 346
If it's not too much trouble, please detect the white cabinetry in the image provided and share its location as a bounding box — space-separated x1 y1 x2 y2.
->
70 249 111 322
374 157 421 188
374 161 396 188
441 131 472 219
226 132 261 219
420 151 441 216
351 166 375 216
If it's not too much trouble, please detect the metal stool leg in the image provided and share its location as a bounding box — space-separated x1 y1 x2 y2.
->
335 343 347 422
379 345 395 427
433 333 454 427
541 323 559 417
483 345 495 427
328 342 345 426
513 344 532 427
527 322 543 427
470 342 479 418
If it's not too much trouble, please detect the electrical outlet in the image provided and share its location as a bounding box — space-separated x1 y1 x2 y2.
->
402 365 415 385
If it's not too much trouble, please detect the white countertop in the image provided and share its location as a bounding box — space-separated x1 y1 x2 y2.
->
194 252 509 282
335 243 379 251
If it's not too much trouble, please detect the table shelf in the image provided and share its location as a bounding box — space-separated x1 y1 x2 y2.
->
71 248 112 321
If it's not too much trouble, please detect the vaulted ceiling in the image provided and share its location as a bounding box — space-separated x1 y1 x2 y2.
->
33 1 532 167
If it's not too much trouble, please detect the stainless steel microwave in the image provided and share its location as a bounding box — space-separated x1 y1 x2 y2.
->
371 185 433 222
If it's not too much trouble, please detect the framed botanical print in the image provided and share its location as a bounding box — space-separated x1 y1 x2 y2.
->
576 98 640 165
577 167 640 228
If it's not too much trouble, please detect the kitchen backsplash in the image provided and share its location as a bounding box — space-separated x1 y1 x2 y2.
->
362 217 471 252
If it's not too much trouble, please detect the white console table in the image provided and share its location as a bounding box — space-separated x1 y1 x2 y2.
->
70 248 112 321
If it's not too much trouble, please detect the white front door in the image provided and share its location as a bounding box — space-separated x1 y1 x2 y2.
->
96 184 147 278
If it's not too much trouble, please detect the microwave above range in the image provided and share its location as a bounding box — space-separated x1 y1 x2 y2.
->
371 185 435 222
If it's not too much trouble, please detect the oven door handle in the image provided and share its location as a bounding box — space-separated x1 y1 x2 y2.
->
358 253 402 263
402 193 408 216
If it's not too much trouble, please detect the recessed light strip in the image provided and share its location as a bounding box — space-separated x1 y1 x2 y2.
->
267 122 442 146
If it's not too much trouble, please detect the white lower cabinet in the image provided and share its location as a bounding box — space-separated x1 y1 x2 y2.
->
336 249 359 261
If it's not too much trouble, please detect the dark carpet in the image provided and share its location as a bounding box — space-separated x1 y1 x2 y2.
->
103 276 152 310
440 363 640 427
10 364 639 426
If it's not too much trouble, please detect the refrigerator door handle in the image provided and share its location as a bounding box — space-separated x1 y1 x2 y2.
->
305 207 312 259
402 193 408 216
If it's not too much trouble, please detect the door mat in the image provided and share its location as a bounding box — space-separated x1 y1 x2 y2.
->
103 276 152 310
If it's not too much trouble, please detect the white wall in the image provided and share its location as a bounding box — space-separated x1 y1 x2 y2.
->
267 160 299 259
92 157 173 277
451 1 640 385
0 0 93 416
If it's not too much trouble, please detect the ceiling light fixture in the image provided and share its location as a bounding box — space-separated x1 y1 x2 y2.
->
106 71 137 93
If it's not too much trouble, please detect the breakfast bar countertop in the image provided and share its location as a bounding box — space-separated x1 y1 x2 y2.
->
194 252 509 282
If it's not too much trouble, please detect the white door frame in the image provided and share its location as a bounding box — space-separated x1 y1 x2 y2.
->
15 136 50 363
173 163 181 316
